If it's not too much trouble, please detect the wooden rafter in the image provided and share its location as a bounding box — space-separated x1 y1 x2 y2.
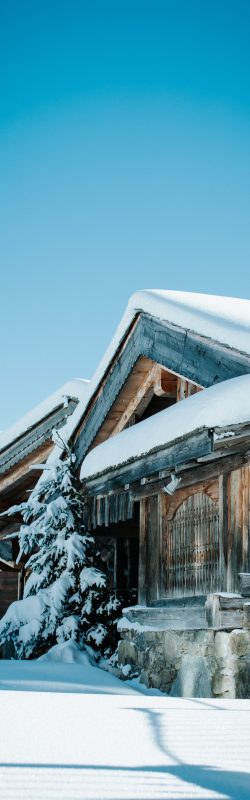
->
110 364 160 436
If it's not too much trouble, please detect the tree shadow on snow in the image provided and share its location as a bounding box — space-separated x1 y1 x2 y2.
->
1 700 249 800
0 761 249 799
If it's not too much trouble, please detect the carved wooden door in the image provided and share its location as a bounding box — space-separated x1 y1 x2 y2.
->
164 493 220 597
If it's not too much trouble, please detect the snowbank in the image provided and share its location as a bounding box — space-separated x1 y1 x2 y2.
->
0 641 145 695
81 373 250 479
38 640 91 664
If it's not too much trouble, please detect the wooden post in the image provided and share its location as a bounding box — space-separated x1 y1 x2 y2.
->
176 377 188 402
147 495 160 604
241 466 250 572
138 499 148 604
218 474 227 591
18 566 25 601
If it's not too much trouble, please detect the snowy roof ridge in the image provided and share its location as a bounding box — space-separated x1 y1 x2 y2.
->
129 289 250 356
0 379 89 454
23 289 250 477
53 289 250 455
80 374 250 480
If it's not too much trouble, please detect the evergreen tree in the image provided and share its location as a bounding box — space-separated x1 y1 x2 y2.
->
0 447 121 659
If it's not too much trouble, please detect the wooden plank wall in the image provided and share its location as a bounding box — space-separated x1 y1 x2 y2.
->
0 572 18 619
88 492 134 530
227 465 250 591
139 496 161 604
139 469 250 603
139 480 221 603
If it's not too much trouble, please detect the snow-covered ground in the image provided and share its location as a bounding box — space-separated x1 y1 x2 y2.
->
0 653 250 800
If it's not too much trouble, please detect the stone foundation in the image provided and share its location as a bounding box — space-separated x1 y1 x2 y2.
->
117 602 250 698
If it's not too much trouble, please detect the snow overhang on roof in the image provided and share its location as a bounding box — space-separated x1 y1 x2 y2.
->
80 374 250 481
0 379 89 454
58 289 250 458
128 290 250 356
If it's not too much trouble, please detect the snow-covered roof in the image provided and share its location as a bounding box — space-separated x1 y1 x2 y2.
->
0 379 89 454
56 289 250 454
80 374 250 480
129 290 250 355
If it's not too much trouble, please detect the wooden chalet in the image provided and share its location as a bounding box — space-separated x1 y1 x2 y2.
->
2 289 250 694
0 380 88 619
70 289 250 695
63 290 250 609
80 375 250 604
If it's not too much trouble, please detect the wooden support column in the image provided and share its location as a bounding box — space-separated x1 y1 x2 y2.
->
138 499 148 604
18 566 25 601
227 468 248 592
147 495 160 604
138 496 160 605
241 465 250 573
176 377 188 402
158 494 165 600
218 474 227 591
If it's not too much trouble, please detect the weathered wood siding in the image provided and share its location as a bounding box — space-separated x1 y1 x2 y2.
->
139 496 161 604
227 465 250 591
138 467 250 603
0 572 18 619
88 492 134 530
138 481 221 602
164 492 220 597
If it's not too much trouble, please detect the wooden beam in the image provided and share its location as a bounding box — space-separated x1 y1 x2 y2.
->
0 441 53 497
74 316 143 466
110 364 159 436
154 368 177 397
138 499 148 604
218 473 227 591
0 400 77 474
74 311 250 468
141 314 250 385
0 558 20 571
130 450 250 500
84 429 213 496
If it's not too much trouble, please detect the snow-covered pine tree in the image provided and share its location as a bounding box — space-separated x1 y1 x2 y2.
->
0 447 121 660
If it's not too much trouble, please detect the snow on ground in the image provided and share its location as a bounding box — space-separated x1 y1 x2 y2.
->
0 649 142 696
0 642 159 695
0 651 250 800
80 374 250 479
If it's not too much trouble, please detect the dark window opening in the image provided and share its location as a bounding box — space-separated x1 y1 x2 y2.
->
95 503 139 605
136 394 176 423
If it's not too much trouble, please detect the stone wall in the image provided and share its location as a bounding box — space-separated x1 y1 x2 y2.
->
117 610 250 698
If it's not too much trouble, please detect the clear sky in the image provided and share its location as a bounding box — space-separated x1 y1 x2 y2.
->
1 0 250 430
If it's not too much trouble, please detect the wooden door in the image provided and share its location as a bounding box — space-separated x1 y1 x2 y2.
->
164 493 220 597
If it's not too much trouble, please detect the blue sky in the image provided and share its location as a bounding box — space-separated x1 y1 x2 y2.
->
1 1 250 430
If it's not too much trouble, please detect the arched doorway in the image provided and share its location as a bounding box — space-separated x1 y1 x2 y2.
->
163 492 220 598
